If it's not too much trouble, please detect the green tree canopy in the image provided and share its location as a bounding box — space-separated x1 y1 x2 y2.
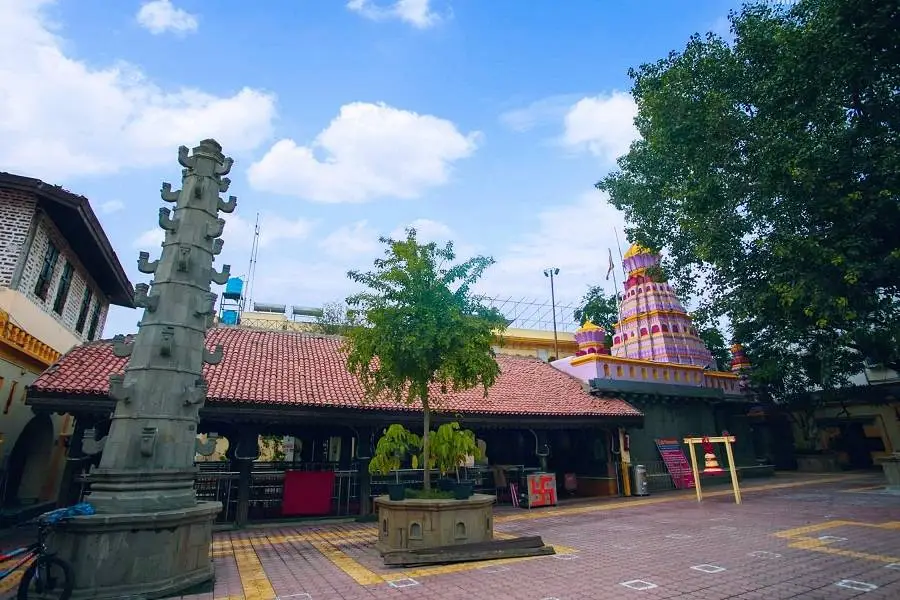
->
698 327 731 372
314 301 360 335
343 228 507 490
598 0 900 415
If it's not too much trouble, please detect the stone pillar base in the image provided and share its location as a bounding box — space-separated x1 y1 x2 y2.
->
880 455 900 492
49 501 222 600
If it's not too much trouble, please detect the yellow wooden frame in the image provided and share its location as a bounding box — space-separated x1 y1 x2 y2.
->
682 436 742 504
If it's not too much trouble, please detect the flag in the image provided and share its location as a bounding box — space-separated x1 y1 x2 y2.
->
605 248 615 280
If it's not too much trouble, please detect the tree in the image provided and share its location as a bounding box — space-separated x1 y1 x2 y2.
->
597 0 900 420
343 228 507 491
573 287 620 346
314 301 360 335
698 327 731 371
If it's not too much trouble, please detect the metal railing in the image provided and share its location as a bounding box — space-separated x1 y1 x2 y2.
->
76 462 361 524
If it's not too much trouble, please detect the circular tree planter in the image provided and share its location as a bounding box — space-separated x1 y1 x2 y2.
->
374 494 495 554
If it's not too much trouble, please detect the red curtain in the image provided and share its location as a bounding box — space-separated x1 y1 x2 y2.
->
282 470 335 516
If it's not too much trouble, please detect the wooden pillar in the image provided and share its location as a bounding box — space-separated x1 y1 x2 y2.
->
58 415 92 507
356 427 374 518
235 458 252 527
228 430 259 529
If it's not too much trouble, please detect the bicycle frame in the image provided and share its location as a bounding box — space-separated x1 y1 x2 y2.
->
0 541 40 582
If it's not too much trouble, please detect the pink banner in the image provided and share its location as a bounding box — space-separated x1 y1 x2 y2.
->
655 438 695 489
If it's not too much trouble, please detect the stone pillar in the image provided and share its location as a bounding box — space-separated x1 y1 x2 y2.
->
881 453 900 492
50 140 237 599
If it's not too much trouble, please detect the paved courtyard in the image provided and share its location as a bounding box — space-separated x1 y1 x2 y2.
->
191 473 899 600
3 473 899 599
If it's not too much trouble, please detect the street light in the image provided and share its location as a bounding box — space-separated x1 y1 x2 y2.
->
543 267 560 360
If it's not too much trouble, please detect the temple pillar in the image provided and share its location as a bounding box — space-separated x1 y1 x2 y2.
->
57 415 91 507
47 140 235 599
356 427 375 518
229 430 259 528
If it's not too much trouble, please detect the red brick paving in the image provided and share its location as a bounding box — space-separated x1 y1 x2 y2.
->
4 473 897 599
182 473 900 600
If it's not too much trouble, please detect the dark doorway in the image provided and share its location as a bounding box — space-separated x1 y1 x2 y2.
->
838 422 876 470
3 415 55 507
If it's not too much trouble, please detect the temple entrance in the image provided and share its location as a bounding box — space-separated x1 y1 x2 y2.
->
3 414 54 506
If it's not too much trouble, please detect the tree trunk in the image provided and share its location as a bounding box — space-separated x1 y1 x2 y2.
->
422 396 432 491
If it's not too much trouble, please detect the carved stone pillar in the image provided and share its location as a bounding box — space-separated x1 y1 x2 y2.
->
49 140 237 599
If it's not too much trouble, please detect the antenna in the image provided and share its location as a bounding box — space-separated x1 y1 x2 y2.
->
246 213 260 310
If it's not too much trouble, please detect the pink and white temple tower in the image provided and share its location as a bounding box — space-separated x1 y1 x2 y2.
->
609 244 714 368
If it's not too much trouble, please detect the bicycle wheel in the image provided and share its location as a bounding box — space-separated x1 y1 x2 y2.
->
17 556 74 600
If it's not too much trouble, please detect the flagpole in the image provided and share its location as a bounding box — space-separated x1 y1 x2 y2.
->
606 248 624 340
614 226 627 277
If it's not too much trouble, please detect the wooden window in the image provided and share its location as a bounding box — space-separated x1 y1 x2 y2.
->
52 262 74 315
86 303 101 341
34 242 60 300
75 287 93 333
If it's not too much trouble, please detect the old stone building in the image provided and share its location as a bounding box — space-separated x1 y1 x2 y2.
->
0 172 132 517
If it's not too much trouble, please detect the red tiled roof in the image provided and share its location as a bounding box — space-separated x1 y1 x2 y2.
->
30 328 641 418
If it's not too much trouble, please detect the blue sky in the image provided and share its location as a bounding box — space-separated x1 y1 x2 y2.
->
1 0 738 336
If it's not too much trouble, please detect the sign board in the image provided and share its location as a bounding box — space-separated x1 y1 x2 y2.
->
527 472 558 508
655 438 695 489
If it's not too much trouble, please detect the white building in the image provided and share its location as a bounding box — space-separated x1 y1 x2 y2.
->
0 172 132 513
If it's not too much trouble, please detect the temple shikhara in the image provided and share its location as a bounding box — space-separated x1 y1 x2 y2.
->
554 243 742 396
611 244 714 367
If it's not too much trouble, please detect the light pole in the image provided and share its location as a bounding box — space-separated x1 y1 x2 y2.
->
543 267 560 360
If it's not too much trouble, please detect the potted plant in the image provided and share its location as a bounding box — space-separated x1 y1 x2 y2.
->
369 424 422 501
430 422 483 499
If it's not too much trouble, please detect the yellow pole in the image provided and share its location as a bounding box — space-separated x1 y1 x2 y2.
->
687 440 702 503
723 438 742 505
619 429 631 497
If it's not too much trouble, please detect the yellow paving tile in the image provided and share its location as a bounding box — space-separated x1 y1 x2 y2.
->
774 518 900 564
231 537 278 600
209 473 867 589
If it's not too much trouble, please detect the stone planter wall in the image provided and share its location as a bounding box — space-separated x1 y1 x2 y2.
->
795 453 840 473
375 494 495 553
880 454 900 491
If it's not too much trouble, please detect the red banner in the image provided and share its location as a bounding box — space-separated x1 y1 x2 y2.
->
655 438 695 489
282 470 335 516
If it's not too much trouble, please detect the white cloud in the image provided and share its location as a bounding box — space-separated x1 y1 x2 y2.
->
390 218 452 241
0 0 276 181
562 91 639 164
133 212 313 250
247 102 479 203
319 221 380 260
136 1 198 36
98 199 124 214
499 94 585 133
347 0 441 29
477 190 628 311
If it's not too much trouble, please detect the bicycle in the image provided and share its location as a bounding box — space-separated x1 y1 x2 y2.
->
0 502 95 600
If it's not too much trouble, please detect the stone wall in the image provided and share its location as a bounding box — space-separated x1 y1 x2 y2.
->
0 189 37 288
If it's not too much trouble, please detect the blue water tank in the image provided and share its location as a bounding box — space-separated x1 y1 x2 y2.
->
221 310 239 325
223 277 243 299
